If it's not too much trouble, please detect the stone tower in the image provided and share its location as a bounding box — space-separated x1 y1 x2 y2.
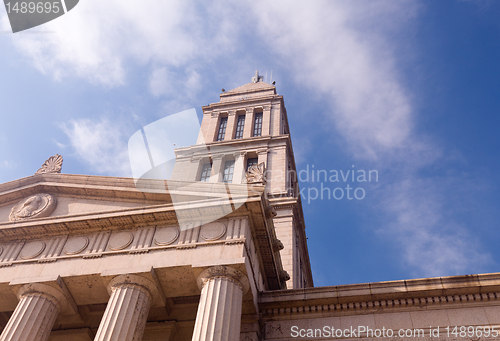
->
171 72 313 289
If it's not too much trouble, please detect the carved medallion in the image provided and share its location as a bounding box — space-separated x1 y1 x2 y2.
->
20 241 46 260
9 194 57 222
36 154 63 174
64 236 89 255
154 226 179 246
108 232 134 251
200 222 227 241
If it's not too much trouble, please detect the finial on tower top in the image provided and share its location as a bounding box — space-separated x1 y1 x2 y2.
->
252 70 264 83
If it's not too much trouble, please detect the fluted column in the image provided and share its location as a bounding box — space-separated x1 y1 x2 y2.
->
191 266 249 341
94 274 157 341
0 283 66 341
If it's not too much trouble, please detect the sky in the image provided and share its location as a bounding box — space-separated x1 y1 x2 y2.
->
1 0 500 287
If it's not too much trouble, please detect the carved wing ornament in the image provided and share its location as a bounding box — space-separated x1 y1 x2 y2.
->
36 154 63 174
245 162 266 184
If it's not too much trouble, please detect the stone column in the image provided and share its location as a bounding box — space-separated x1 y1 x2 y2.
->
94 274 157 341
0 283 66 341
191 266 249 341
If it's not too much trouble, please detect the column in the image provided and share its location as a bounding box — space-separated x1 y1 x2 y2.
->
94 274 157 341
0 283 66 341
191 266 249 341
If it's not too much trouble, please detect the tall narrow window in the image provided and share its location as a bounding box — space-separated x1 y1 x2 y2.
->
234 115 245 139
222 160 235 183
246 157 258 171
252 113 263 137
199 163 212 182
217 117 228 141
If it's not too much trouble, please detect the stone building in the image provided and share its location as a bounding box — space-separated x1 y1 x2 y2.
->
0 74 499 341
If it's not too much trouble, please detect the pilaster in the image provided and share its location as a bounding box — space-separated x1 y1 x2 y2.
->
225 110 237 141
233 151 246 184
262 105 272 136
209 155 224 183
242 108 255 138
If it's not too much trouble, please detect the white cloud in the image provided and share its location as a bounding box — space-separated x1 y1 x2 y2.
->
60 118 131 176
6 0 230 89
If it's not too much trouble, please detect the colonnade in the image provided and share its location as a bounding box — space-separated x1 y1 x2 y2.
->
0 266 248 341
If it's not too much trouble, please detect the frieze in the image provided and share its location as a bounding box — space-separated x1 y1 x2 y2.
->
0 218 248 266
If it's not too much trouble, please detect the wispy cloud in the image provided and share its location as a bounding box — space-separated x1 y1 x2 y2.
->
60 118 131 176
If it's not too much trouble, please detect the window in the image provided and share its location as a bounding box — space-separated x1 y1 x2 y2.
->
246 157 258 171
252 113 263 137
234 115 245 139
216 117 228 141
199 163 212 182
222 160 235 183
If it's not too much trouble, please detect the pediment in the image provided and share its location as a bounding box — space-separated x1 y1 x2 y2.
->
0 173 254 227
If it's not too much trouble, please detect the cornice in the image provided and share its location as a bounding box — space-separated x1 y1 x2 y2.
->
202 95 283 111
259 273 500 318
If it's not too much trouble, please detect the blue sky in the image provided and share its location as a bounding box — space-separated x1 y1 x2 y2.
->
1 0 500 287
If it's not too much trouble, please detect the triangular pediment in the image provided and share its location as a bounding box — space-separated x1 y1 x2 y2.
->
0 173 255 227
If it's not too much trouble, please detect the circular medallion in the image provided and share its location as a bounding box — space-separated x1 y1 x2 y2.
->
200 222 227 241
9 194 57 222
154 226 179 246
64 236 89 255
20 241 46 260
108 232 134 251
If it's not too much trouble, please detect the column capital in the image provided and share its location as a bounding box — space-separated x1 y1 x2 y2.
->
211 154 224 161
107 274 158 300
17 283 66 310
196 266 249 294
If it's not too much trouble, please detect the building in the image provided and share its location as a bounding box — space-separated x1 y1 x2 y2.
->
0 74 499 341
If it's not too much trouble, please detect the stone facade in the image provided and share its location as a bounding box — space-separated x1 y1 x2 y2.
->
0 75 498 340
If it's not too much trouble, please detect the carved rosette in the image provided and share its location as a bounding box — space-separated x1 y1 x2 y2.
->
245 162 266 184
9 194 57 222
36 154 63 174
